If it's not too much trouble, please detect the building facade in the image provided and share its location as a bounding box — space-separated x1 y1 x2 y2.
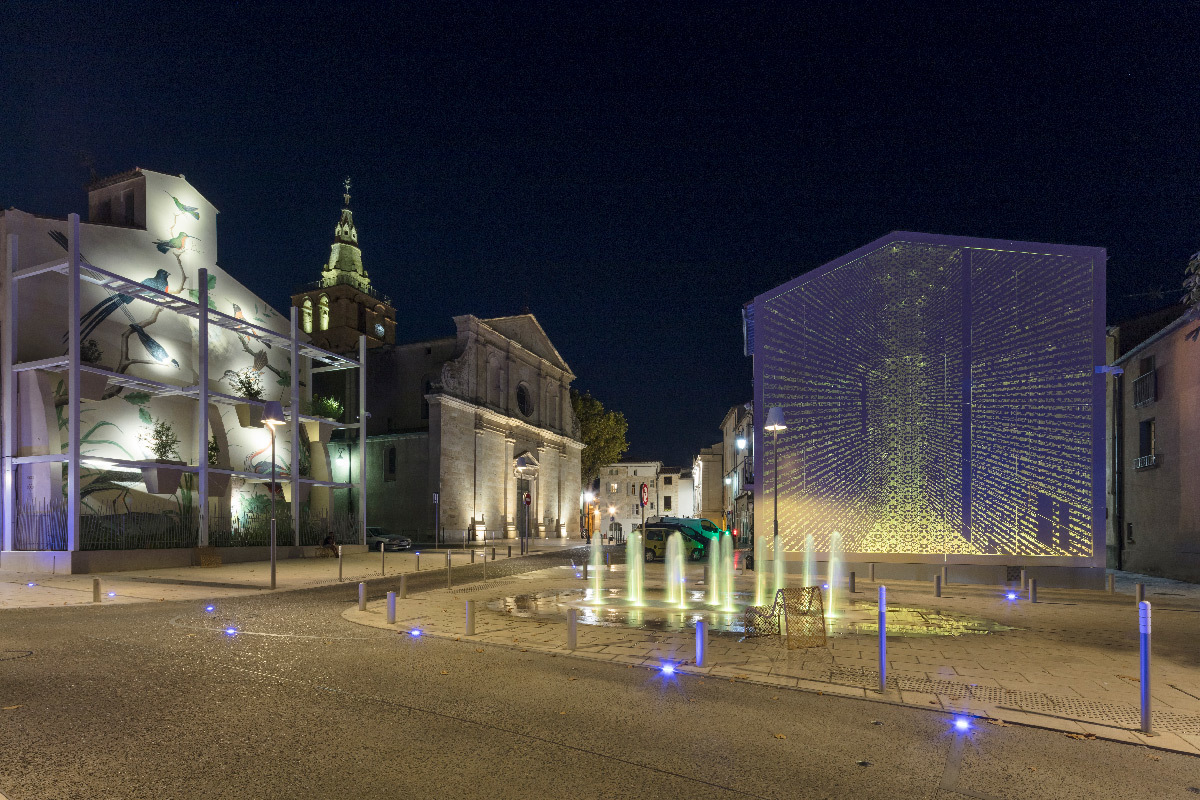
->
748 231 1107 586
720 403 754 543
692 444 724 526
331 313 584 541
1109 307 1200 581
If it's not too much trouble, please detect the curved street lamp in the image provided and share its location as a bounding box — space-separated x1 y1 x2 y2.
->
764 407 787 600
263 400 286 590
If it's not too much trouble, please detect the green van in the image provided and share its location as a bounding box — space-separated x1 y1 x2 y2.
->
658 516 728 544
642 523 708 562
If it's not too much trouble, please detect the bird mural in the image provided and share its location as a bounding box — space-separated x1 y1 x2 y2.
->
129 323 179 368
153 232 198 255
163 191 200 221
231 303 270 348
74 269 171 343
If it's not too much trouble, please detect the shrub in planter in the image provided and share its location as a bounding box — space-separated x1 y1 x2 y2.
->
139 418 185 494
232 369 265 428
78 338 110 401
301 394 342 443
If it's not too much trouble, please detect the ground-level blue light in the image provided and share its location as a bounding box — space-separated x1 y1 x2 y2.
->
661 663 676 675
107 592 116 598
26 582 35 587
224 628 237 636
954 717 970 731
411 629 423 637
1005 592 1017 600
205 605 215 613
822 583 829 589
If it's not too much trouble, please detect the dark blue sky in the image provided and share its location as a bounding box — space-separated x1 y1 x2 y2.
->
4 2 1199 465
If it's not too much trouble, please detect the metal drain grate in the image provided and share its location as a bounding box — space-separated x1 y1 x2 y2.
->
823 665 1200 735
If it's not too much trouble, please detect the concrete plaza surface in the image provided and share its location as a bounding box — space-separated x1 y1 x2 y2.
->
0 548 1199 798
346 561 1200 755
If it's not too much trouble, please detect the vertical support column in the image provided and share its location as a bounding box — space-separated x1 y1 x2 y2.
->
197 268 209 547
1139 600 1152 735
2 234 17 552
66 214 81 553
290 308 300 546
878 585 887 694
358 335 367 546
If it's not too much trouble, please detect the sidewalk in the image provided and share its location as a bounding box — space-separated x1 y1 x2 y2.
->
344 563 1200 756
0 541 568 608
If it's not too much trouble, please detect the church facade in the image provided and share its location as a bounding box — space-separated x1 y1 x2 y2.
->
294 185 583 541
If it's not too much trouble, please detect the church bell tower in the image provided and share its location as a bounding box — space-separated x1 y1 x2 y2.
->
291 178 396 354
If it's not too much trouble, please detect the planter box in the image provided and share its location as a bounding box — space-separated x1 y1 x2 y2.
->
141 460 186 495
281 481 311 504
235 403 264 428
301 417 337 445
207 471 231 497
79 369 110 401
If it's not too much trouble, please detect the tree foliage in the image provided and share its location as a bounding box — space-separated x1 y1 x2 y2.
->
571 389 629 483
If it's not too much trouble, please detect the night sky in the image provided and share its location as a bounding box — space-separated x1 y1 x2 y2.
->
4 3 1199 466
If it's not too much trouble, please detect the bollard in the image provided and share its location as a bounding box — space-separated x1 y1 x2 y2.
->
465 599 476 636
696 619 708 667
934 575 942 597
381 541 386 576
338 545 343 582
849 571 856 594
878 585 887 693
508 545 513 558
1139 600 1152 734
1135 583 1145 604
1020 568 1027 591
583 562 588 581
606 552 611 570
93 578 101 604
358 582 366 611
386 591 396 624
492 547 496 561
941 565 949 586
415 552 420 571
1030 578 1038 604
471 549 476 564
446 551 452 589
869 563 875 582
567 607 578 650
399 573 408 599
1107 573 1116 594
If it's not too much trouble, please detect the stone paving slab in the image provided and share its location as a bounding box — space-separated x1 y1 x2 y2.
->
342 563 1200 757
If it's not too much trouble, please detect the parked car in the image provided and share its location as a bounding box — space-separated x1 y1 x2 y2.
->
657 516 730 544
365 527 412 551
642 523 708 562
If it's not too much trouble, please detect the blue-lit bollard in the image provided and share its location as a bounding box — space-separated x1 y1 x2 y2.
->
465 599 475 635
1140 600 1152 734
878 585 887 693
567 607 578 650
358 582 366 611
696 619 708 667
386 591 396 624
415 552 420 571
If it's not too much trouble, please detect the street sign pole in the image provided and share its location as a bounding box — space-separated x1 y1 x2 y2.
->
433 491 440 549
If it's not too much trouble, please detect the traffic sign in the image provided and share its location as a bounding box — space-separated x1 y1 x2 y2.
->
640 483 649 506
432 492 439 504
522 491 532 506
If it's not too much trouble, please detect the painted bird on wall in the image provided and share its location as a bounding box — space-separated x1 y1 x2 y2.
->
75 269 171 342
163 191 200 220
153 232 198 255
231 303 271 348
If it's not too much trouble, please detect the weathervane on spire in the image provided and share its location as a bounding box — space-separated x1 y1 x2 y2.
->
343 176 351 207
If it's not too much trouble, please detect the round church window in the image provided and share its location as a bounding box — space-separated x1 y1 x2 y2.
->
516 383 533 417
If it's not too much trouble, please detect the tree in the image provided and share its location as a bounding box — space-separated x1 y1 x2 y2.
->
571 388 629 483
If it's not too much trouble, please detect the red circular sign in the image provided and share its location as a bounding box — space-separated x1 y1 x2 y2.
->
522 491 531 506
640 483 649 506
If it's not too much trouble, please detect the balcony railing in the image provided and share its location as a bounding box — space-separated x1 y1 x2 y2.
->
1134 453 1160 470
1133 370 1157 408
294 274 392 305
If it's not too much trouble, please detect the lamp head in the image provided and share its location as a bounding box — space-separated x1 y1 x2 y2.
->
262 400 285 428
764 406 787 432
584 491 595 502
736 436 747 450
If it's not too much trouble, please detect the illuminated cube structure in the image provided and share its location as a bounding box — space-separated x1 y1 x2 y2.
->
748 232 1106 585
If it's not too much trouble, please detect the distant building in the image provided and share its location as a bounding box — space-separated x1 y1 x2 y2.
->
659 466 695 518
327 313 583 541
1108 304 1200 580
720 403 754 542
597 461 662 541
692 443 724 526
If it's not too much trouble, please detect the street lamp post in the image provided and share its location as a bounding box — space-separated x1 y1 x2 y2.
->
584 491 595 542
764 407 787 601
262 400 286 590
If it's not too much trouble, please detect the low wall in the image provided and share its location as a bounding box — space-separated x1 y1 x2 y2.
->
773 558 1104 590
1 544 369 575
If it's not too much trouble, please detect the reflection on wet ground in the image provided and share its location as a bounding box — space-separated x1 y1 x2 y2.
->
486 588 1016 637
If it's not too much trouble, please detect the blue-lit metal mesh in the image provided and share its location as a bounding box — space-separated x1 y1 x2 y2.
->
758 240 1099 556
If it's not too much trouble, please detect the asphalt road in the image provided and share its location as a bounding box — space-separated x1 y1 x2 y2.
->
1 550 1198 800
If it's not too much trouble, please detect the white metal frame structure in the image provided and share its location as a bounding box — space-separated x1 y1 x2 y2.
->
2 214 368 556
